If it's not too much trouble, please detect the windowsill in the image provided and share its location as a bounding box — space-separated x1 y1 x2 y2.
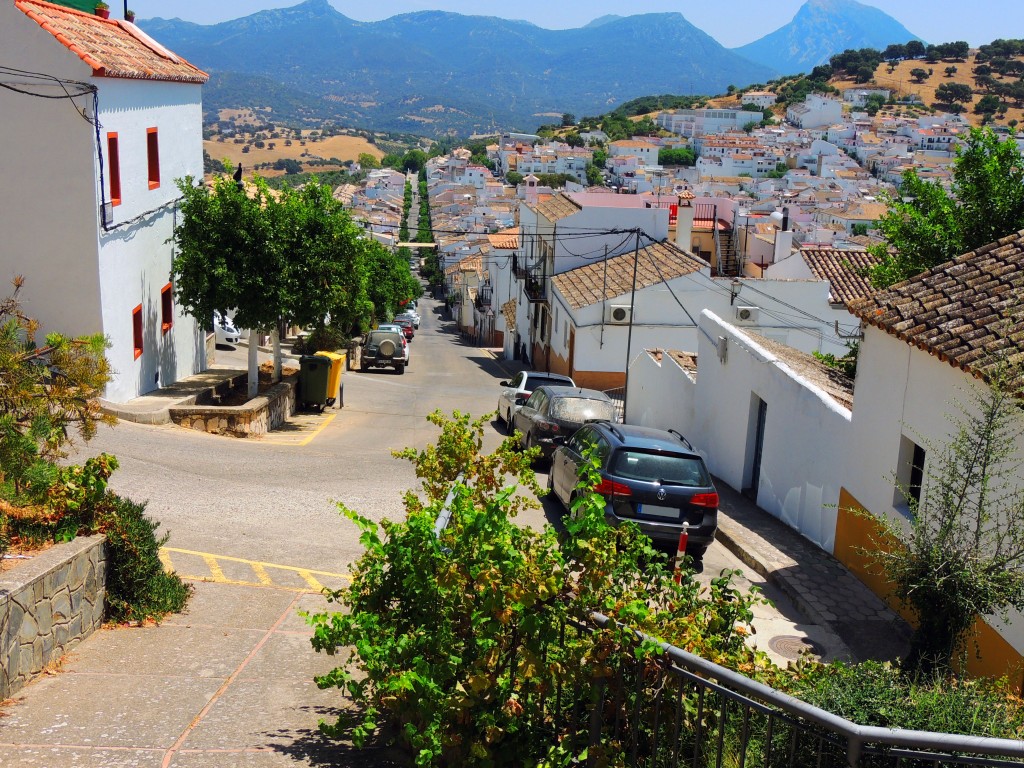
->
133 348 143 360
892 501 914 521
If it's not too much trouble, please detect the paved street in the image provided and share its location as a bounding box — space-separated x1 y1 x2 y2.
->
0 292 859 766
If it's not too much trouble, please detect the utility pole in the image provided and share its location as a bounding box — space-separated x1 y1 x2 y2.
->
622 229 642 423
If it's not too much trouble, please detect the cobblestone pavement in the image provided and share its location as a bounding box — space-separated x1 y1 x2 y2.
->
715 480 911 663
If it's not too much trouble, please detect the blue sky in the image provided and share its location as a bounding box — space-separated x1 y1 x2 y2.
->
126 1 1019 48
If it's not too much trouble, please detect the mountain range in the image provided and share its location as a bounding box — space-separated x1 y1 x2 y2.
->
142 0 921 136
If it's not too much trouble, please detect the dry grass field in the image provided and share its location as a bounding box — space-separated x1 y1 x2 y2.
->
206 108 385 178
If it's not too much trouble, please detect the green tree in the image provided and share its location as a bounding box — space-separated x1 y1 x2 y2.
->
910 67 930 83
868 127 1024 287
505 171 523 186
864 93 887 116
592 148 607 168
585 164 603 186
401 149 428 173
358 152 381 169
173 175 411 391
561 113 575 126
944 65 958 77
863 364 1024 673
935 82 973 110
974 94 1001 114
658 147 696 166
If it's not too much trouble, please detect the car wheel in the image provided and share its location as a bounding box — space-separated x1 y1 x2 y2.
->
506 409 513 429
360 363 368 372
546 469 554 492
396 363 405 375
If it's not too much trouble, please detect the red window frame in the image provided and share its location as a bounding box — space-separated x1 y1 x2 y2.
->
160 283 173 334
107 132 121 206
132 304 143 359
147 127 160 190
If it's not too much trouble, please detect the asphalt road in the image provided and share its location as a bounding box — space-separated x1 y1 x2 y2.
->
67 291 846 664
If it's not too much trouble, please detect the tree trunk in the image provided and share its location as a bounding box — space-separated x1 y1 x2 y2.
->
247 331 259 399
271 328 282 383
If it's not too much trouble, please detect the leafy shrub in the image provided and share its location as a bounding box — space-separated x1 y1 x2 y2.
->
99 494 191 623
788 660 1024 738
292 324 350 355
307 411 772 766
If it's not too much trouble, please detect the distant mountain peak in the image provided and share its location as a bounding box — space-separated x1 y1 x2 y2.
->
734 0 920 73
585 15 624 28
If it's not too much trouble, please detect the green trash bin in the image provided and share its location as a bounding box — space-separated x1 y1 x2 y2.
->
299 355 331 412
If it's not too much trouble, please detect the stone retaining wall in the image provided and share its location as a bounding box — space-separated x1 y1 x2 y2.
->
0 535 106 698
168 376 297 437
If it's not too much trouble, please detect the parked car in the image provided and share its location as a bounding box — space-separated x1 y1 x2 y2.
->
396 308 420 329
360 329 406 374
548 422 718 557
393 317 415 340
497 371 576 427
512 386 615 461
375 324 410 366
213 311 240 345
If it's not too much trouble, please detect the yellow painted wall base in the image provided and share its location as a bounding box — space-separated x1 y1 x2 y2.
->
835 488 1024 691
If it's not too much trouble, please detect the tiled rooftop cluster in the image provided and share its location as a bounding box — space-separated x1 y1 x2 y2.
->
849 229 1024 387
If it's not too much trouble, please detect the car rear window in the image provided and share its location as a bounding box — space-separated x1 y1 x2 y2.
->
529 375 573 388
609 450 711 487
550 397 615 424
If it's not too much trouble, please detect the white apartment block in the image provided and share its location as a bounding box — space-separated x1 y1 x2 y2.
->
786 95 843 130
658 108 762 138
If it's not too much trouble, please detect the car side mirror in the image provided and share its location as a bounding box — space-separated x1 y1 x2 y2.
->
499 380 510 387
551 436 565 446
515 394 528 405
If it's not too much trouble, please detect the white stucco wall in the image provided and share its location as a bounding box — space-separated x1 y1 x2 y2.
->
97 79 206 402
844 326 1024 653
0 4 103 339
625 310 852 552
0 6 206 403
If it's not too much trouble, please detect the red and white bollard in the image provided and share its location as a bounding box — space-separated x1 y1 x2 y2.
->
673 526 689 584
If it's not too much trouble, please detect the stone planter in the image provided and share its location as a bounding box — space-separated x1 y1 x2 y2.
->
168 375 297 437
1 535 107 699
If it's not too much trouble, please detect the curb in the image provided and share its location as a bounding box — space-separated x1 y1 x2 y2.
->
99 402 172 425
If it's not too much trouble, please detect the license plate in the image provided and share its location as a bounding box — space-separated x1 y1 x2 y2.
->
637 504 681 520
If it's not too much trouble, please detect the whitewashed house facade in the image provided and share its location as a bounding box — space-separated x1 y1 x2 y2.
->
1 0 209 403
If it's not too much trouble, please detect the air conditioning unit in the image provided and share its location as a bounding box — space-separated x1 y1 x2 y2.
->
734 306 759 323
605 304 632 325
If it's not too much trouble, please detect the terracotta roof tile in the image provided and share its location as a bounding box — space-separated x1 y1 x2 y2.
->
16 0 208 83
552 241 706 310
530 193 582 223
801 248 880 306
487 227 519 250
848 229 1024 388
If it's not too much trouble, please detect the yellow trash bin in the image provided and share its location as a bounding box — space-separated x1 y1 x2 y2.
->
316 351 345 408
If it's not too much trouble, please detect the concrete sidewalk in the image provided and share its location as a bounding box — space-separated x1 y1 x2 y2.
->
0 581 405 768
714 481 911 663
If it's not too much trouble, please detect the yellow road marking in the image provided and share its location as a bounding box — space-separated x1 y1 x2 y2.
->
159 547 349 593
159 549 174 572
202 554 226 581
261 412 337 446
250 562 273 586
297 570 325 592
162 548 349 578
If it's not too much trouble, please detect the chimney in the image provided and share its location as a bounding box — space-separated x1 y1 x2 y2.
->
675 190 696 252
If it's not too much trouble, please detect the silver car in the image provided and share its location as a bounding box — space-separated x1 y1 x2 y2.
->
496 370 575 428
